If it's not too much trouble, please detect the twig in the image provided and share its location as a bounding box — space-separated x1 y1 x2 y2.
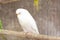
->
0 0 20 4
0 29 60 40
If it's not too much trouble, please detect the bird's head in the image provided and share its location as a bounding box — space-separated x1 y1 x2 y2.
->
16 8 30 16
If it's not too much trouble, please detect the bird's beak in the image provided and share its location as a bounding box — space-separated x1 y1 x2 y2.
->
16 14 19 16
16 13 20 16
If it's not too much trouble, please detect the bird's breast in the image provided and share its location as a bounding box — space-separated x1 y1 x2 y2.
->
17 15 30 25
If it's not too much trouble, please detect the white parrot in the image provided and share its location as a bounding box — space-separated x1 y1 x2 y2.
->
16 8 39 34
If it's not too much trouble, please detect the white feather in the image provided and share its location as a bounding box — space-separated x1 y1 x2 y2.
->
16 8 39 34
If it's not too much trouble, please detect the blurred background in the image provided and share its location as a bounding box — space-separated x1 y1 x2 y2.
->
0 0 60 40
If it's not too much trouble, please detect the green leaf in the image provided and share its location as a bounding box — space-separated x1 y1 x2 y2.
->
0 19 6 40
0 19 3 29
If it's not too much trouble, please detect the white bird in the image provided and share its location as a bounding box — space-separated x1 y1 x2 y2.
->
16 8 39 34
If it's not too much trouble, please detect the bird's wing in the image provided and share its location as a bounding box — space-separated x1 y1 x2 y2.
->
23 16 39 34
22 21 39 34
29 19 39 34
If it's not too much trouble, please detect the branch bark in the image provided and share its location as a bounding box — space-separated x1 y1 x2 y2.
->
0 0 20 4
0 29 60 40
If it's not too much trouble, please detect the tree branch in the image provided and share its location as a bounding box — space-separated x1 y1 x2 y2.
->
0 0 20 4
0 29 60 40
